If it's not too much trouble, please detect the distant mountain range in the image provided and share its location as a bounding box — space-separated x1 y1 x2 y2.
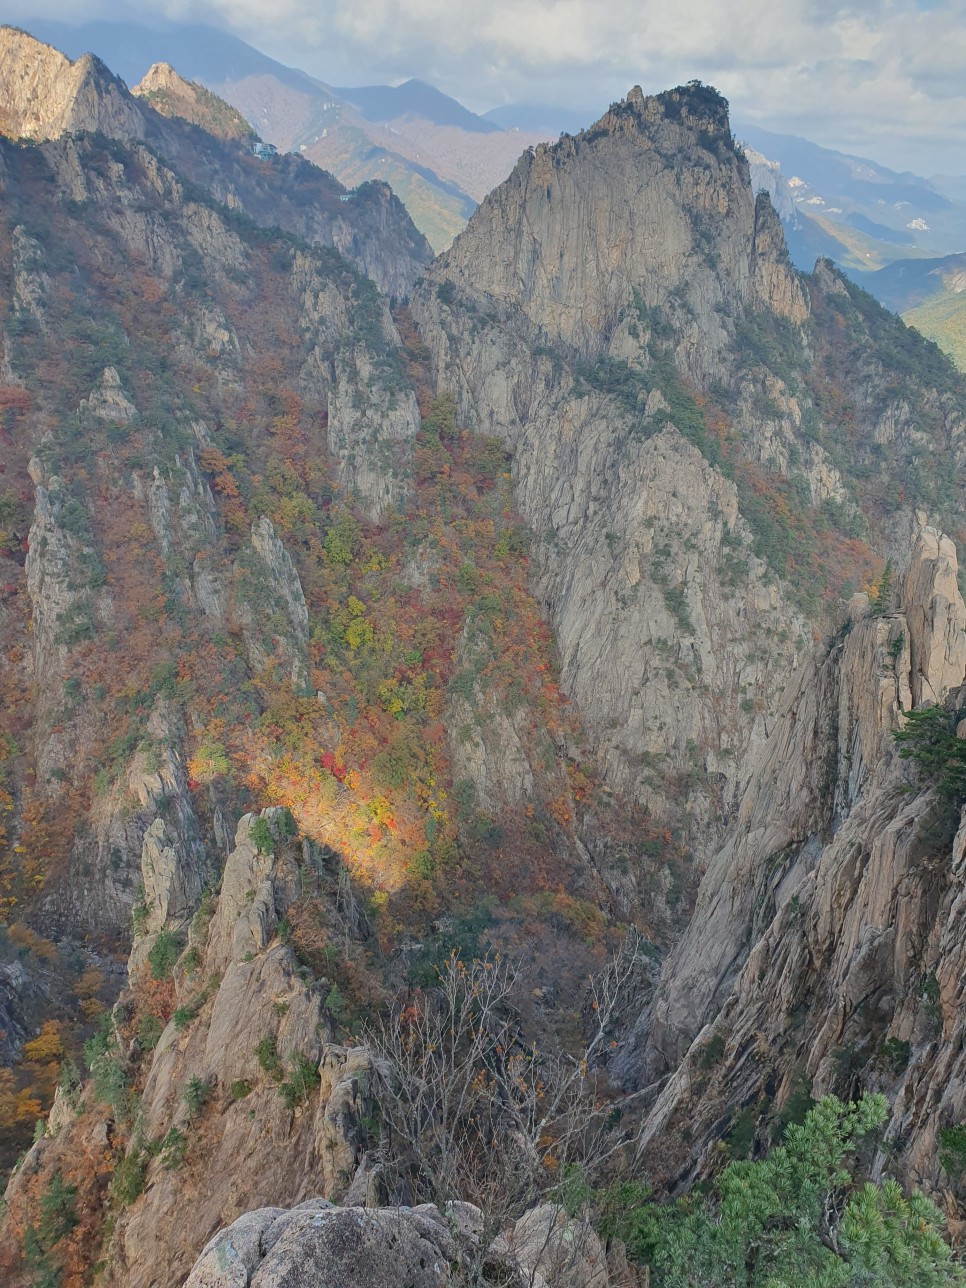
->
860 251 966 369
335 79 501 134
23 16 552 251
15 13 966 363
732 124 966 368
738 124 966 268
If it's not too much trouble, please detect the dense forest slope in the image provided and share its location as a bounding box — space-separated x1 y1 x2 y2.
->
1 51 966 1288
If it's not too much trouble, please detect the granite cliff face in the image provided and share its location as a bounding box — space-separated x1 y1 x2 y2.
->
0 27 144 141
411 84 966 861
184 1195 622 1288
416 85 806 369
0 27 431 297
0 47 653 1252
633 522 966 1222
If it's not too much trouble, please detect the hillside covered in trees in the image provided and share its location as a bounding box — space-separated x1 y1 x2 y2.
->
0 29 965 1288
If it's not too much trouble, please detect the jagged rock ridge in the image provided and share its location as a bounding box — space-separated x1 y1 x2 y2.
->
0 121 418 949
0 26 431 296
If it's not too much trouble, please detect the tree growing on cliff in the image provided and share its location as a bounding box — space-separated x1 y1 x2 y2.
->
595 1093 964 1286
893 704 966 804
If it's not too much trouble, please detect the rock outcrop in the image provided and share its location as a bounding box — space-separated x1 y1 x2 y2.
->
133 62 255 142
186 1200 475 1288
4 51 966 1283
186 1197 618 1288
415 84 805 368
631 522 966 1207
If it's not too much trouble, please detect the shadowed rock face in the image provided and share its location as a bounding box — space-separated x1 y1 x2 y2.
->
632 522 966 1209
5 812 384 1288
0 26 432 296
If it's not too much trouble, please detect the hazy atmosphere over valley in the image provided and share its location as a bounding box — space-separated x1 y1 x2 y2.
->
0 3 965 1286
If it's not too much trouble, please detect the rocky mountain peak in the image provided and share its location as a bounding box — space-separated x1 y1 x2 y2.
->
0 26 431 294
596 80 732 145
0 26 144 142
133 60 190 96
424 80 805 372
132 61 256 142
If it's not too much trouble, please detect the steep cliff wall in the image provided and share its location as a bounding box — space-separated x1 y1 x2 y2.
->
633 522 966 1219
0 28 144 141
411 83 966 863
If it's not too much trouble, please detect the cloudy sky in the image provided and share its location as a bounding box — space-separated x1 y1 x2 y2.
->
6 0 966 175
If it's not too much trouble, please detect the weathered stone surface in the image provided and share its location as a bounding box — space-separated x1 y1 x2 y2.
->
633 523 966 1202
504 1204 610 1288
133 62 255 142
326 342 420 520
185 1199 624 1288
65 812 375 1287
186 1204 459 1288
446 628 536 812
251 517 310 643
314 1046 380 1200
901 525 966 705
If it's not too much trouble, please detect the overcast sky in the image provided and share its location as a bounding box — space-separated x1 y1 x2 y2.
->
6 0 966 175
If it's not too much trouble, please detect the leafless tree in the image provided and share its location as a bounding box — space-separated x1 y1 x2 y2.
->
365 936 650 1284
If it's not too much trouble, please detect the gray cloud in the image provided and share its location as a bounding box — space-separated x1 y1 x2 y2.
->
8 0 966 174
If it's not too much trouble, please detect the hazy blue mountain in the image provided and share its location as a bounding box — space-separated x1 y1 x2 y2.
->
933 174 966 204
335 79 499 132
482 102 595 136
22 16 331 95
866 251 966 312
738 122 966 259
846 211 915 246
